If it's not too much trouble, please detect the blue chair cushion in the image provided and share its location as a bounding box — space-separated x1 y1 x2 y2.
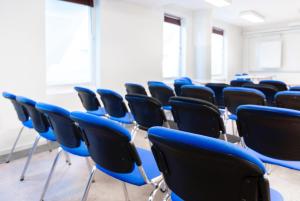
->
246 148 300 171
96 148 160 186
163 105 172 111
39 129 56 141
109 112 134 124
87 107 106 116
61 141 90 157
22 119 33 128
228 114 237 121
171 189 283 201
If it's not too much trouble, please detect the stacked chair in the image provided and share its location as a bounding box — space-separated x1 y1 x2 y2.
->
173 77 193 96
148 82 175 110
148 127 283 201
259 80 288 91
74 86 106 116
125 83 148 95
2 92 34 163
242 83 278 106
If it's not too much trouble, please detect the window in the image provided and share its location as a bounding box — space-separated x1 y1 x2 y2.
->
211 27 225 76
46 0 94 86
163 15 182 78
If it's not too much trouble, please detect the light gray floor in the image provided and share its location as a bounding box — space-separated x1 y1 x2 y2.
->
0 127 299 201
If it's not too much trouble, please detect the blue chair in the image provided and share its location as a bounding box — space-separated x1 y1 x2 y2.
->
2 92 33 163
74 86 106 116
16 96 57 181
275 91 300 111
237 105 300 171
181 85 216 105
260 80 288 91
36 103 92 201
243 83 278 106
205 83 229 109
224 87 266 121
125 94 168 134
148 127 283 201
169 97 227 140
70 112 162 201
289 86 300 91
230 79 253 87
147 81 166 86
174 78 193 96
97 89 134 124
125 83 147 95
148 82 175 111
180 76 193 83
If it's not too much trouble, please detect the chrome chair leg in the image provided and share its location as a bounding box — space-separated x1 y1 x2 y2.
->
231 120 236 135
40 147 63 201
64 151 71 165
163 192 171 201
20 135 41 181
148 180 163 201
81 166 96 201
122 182 130 201
6 126 24 163
46 140 52 152
85 158 95 182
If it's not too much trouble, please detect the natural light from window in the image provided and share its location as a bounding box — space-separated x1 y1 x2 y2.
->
163 17 181 78
211 29 225 76
46 0 93 86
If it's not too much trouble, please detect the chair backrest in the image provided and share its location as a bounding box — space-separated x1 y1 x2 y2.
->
125 83 147 96
205 83 229 109
230 79 253 87
224 87 266 115
97 89 128 118
148 127 269 201
16 97 49 133
125 94 166 130
70 112 142 173
147 81 165 86
259 80 288 91
174 79 193 96
36 103 82 148
74 86 101 111
275 91 300 111
237 105 300 161
169 97 225 138
181 85 216 104
2 92 29 123
148 83 175 106
289 86 300 91
243 83 278 106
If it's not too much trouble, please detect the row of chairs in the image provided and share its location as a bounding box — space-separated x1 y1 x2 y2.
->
5 88 298 200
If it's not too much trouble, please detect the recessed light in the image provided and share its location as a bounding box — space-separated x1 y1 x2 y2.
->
205 0 231 7
240 11 265 23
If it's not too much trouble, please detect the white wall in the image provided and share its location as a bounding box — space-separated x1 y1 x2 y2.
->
243 22 300 85
0 0 83 155
213 19 243 81
99 0 164 95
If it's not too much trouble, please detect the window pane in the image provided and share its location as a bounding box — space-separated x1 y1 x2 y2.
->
46 0 92 85
163 22 181 78
211 33 224 75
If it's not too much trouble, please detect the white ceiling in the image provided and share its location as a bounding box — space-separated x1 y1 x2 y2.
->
124 0 300 27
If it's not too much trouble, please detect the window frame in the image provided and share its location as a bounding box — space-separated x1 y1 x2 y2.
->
211 27 225 77
163 14 184 79
45 0 97 87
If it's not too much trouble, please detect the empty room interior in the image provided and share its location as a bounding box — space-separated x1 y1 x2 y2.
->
1 0 300 200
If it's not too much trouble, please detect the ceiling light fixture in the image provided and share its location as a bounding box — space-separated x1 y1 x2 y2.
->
240 11 265 23
205 0 231 7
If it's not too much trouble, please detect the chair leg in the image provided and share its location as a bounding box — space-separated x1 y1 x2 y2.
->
122 182 130 201
163 192 171 201
64 151 72 165
231 120 235 135
81 166 96 201
6 126 24 163
46 140 52 152
20 135 41 181
85 158 95 183
40 148 63 201
148 180 163 201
